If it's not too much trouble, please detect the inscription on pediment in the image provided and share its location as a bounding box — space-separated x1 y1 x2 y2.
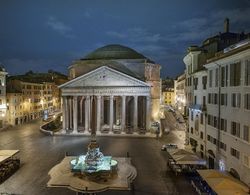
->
63 66 149 88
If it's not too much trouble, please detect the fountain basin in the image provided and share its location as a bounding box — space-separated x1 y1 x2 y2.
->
70 155 118 173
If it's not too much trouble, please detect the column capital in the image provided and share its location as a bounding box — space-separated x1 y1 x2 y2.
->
73 96 78 100
134 95 138 100
110 95 114 99
96 95 101 100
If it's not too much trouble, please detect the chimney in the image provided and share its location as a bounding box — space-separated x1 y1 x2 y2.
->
224 18 229 33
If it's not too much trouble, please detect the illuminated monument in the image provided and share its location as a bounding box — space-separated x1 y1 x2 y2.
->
59 44 161 135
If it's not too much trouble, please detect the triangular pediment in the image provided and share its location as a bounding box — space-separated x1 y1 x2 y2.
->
59 66 150 88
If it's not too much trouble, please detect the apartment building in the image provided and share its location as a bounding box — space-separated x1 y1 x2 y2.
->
187 70 207 159
174 73 186 115
183 19 250 186
6 80 54 125
0 66 8 129
6 71 68 126
204 39 250 185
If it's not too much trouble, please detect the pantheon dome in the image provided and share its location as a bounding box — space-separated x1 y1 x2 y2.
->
83 44 148 60
68 44 156 80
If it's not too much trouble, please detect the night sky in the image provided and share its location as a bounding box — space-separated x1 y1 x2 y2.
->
0 0 250 78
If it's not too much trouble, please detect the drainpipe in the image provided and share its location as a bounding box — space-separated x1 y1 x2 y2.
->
204 112 208 165
215 63 221 169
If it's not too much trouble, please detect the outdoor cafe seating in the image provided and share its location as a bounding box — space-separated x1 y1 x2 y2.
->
0 150 20 183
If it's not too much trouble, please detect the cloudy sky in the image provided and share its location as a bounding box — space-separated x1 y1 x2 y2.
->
0 0 250 78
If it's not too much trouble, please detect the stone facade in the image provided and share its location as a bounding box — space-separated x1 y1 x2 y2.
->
184 33 250 186
60 66 152 134
0 67 8 129
174 73 186 115
60 44 161 135
204 40 250 186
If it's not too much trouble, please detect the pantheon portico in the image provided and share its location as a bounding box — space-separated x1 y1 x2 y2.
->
59 44 161 135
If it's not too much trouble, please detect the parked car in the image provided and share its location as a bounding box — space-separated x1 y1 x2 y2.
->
161 143 178 151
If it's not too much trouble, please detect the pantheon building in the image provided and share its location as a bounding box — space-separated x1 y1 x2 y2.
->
59 44 161 135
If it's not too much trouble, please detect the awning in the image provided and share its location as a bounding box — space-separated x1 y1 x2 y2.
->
173 154 206 165
0 150 19 156
168 149 206 165
0 150 20 164
197 170 249 195
0 155 11 163
168 149 194 156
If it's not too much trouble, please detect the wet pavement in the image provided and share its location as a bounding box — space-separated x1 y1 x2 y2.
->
0 120 196 195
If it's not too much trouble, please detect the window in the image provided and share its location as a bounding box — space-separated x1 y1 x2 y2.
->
220 142 227 151
209 70 213 87
221 94 227 106
200 113 203 124
214 93 218 104
245 60 250 86
213 116 217 128
202 76 207 89
0 99 2 105
215 68 219 87
226 65 228 86
213 138 217 145
194 96 197 104
243 154 250 168
207 135 211 142
202 96 206 107
243 125 249 142
194 78 198 90
200 144 204 151
208 93 211 104
200 131 204 139
220 118 227 132
231 148 240 159
231 93 241 108
208 114 211 125
230 62 241 86
244 94 250 110
221 66 225 87
221 65 228 87
231 122 240 138
191 127 193 134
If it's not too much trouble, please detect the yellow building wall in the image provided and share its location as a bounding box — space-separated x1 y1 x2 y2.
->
163 91 175 106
